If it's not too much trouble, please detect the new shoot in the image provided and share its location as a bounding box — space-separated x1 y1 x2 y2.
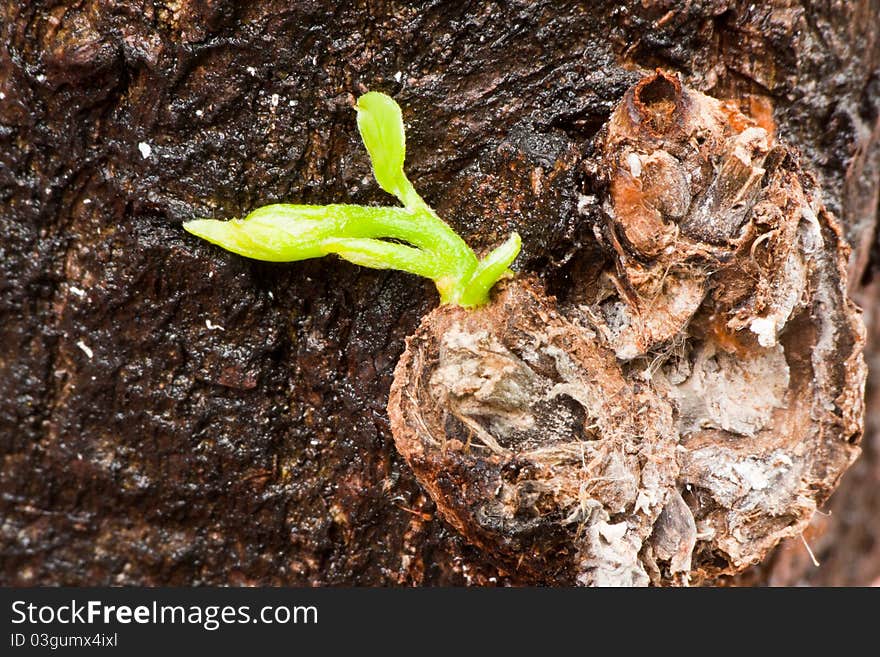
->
184 92 520 308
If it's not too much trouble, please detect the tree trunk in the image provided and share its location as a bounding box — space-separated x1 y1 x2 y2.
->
2 0 879 585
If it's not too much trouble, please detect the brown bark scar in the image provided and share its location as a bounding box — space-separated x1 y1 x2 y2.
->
388 71 866 586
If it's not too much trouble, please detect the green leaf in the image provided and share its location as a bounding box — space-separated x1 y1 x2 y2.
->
184 204 436 262
355 92 422 209
456 232 521 307
183 215 325 263
322 237 443 280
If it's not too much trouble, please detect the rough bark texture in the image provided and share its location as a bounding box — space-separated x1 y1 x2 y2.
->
2 1 879 585
389 73 866 586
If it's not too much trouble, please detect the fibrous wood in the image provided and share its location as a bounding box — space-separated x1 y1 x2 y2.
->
390 74 866 586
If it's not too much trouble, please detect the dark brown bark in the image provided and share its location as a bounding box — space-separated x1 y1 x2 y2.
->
2 0 879 585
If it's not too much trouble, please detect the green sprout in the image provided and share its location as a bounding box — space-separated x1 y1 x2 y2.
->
184 92 521 308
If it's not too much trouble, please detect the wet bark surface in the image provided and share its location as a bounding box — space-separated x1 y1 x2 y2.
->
2 0 879 585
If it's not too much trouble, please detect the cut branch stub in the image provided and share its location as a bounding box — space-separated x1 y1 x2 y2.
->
388 71 866 585
389 279 679 585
